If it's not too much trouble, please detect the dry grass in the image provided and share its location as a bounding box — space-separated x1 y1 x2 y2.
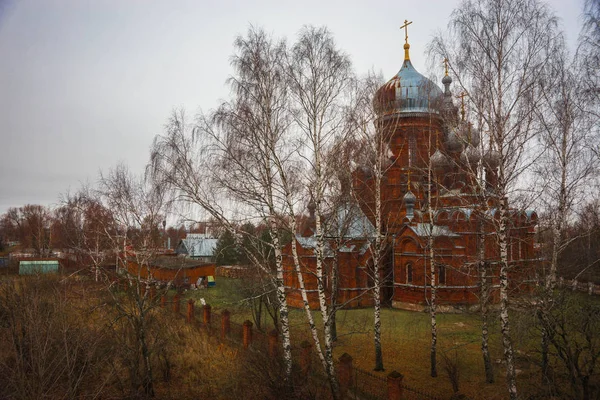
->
9 275 582 399
181 278 554 399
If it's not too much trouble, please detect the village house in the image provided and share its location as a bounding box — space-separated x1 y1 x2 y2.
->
126 256 216 288
175 233 218 263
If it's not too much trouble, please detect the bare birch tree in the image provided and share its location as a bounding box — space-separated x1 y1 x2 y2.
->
431 0 559 397
56 188 116 281
97 163 170 398
346 71 395 372
577 0 600 123
534 36 599 386
286 26 353 394
149 28 299 380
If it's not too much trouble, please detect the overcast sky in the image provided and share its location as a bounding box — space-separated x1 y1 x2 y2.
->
0 0 584 215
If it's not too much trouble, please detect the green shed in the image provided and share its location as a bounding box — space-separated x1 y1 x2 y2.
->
19 260 59 275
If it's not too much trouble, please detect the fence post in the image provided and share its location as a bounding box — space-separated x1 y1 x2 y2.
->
338 353 353 398
221 310 231 339
268 329 278 358
187 299 194 323
173 294 180 314
243 320 253 349
300 340 313 377
160 295 166 308
589 282 594 296
387 371 404 400
203 304 212 325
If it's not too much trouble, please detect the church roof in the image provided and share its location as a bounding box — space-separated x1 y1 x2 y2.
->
409 223 459 238
177 233 218 257
329 204 376 239
374 59 442 115
295 203 374 257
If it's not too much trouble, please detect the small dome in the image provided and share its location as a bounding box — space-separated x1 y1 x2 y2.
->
446 123 469 152
483 149 500 169
464 144 481 164
469 126 481 147
374 59 443 115
430 149 450 169
403 190 416 206
307 198 316 214
442 74 452 85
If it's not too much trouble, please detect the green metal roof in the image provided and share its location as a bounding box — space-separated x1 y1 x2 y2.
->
19 260 59 275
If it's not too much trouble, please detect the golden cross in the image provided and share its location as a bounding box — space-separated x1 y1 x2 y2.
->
456 92 467 120
443 58 449 76
400 20 412 44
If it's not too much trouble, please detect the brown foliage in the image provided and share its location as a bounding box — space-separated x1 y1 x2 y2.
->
0 276 116 399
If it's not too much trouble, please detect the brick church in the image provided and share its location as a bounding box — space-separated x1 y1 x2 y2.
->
283 29 538 311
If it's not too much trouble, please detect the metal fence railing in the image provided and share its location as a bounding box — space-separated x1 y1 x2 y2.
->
350 366 388 400
170 301 446 400
401 382 444 400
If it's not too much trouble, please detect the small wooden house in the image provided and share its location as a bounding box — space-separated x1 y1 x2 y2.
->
127 256 216 288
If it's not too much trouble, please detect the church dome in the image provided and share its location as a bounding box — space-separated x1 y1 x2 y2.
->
446 123 469 152
483 149 500 169
463 144 481 164
430 149 450 169
374 44 443 115
403 189 416 206
469 126 481 147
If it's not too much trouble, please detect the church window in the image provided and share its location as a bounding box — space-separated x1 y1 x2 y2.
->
438 265 446 285
409 135 417 165
406 263 413 284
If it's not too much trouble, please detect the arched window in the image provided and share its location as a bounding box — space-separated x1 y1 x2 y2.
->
406 263 413 284
438 265 446 285
409 135 417 166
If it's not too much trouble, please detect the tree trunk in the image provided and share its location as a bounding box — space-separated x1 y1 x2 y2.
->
331 250 340 343
480 261 494 384
139 312 155 398
373 276 384 371
541 328 550 385
315 209 340 400
499 198 518 400
429 234 437 378
269 223 293 379
290 232 329 374
479 216 494 384
372 137 385 372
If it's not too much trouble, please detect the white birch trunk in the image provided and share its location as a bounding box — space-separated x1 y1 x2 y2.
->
499 197 518 400
429 233 437 378
373 140 384 372
290 224 329 373
479 218 494 383
541 118 569 384
272 141 331 376
426 125 437 378
268 219 294 378
314 196 340 399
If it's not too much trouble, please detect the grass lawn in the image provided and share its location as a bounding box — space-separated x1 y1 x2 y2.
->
182 277 546 399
